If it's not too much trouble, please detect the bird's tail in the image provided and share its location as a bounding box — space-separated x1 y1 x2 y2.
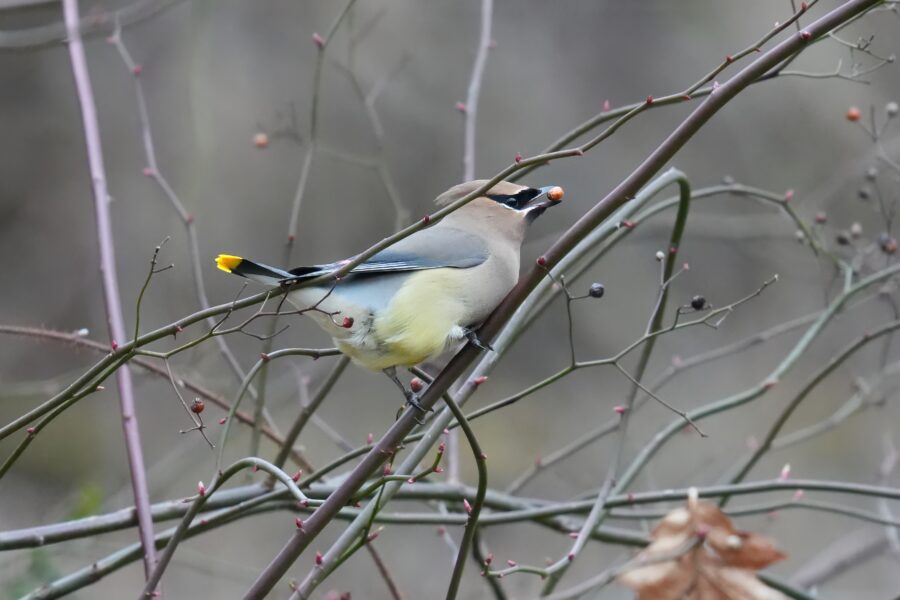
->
215 254 296 286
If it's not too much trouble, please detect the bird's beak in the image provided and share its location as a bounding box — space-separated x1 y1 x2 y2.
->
523 185 565 221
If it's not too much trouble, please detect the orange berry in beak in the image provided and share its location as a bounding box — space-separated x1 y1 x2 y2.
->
547 186 564 202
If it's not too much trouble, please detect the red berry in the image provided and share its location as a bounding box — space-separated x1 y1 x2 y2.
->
190 399 205 414
847 106 862 122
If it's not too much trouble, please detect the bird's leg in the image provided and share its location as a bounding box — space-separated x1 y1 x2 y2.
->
383 366 432 423
464 327 494 352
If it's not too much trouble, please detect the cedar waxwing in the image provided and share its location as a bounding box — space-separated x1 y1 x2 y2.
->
215 180 563 410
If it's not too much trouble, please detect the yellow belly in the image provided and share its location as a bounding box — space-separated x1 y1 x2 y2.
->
340 269 469 371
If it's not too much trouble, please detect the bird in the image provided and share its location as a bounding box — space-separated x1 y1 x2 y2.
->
215 179 564 413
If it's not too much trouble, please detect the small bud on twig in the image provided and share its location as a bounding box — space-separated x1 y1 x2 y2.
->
779 463 791 481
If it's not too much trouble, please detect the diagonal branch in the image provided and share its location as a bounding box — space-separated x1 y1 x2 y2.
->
243 2 883 596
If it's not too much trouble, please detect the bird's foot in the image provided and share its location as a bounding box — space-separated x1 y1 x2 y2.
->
404 391 433 425
464 328 494 352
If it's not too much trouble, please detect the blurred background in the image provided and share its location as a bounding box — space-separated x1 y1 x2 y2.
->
2 0 900 597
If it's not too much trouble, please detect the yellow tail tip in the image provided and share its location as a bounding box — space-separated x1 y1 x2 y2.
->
216 254 243 273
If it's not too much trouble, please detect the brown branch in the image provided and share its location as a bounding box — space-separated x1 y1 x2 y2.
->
243 2 883 596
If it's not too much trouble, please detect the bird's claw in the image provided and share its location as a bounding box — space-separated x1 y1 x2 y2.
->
465 329 494 352
405 392 433 425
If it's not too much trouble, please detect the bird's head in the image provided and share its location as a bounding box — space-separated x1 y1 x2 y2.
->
434 179 564 241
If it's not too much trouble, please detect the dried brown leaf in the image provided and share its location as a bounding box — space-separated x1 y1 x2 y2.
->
617 491 788 600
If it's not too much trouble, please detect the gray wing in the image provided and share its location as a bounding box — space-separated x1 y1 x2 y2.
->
289 227 489 278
